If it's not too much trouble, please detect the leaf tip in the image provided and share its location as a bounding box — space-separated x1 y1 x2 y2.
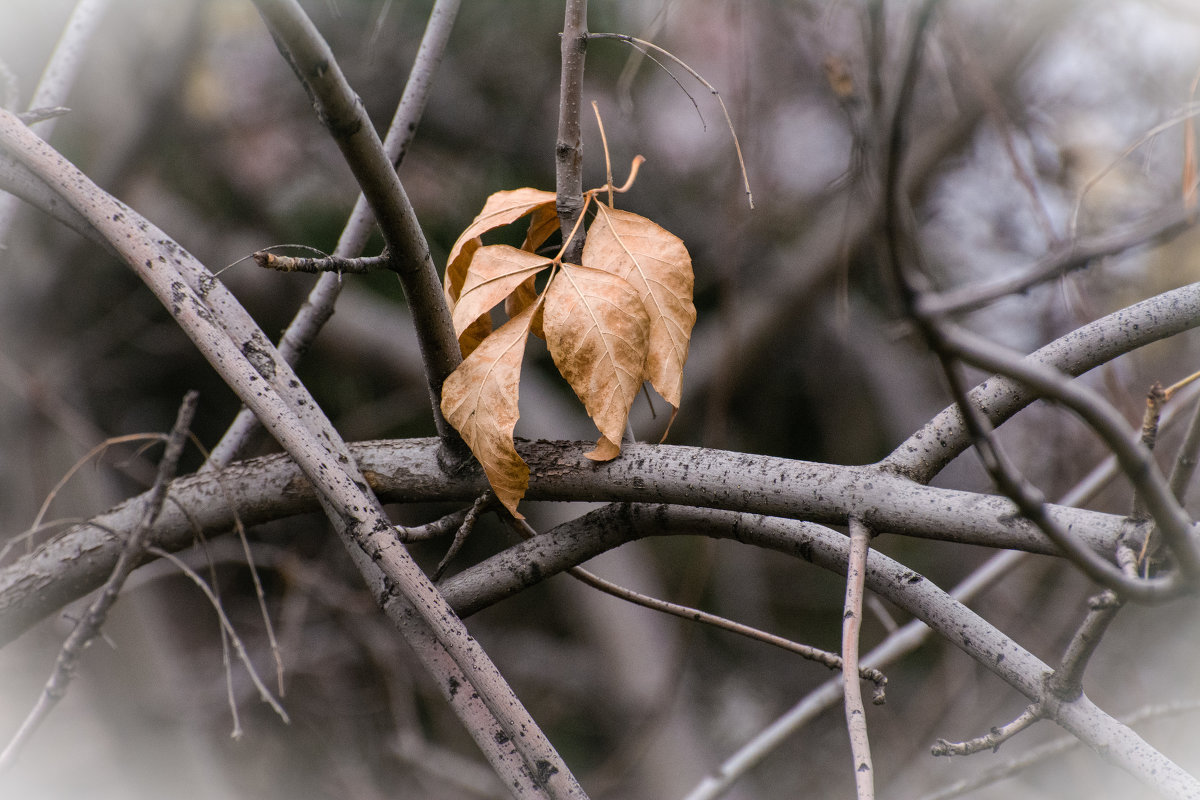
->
584 435 622 462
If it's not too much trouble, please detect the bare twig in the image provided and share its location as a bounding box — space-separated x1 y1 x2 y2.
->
918 202 1197 316
146 546 289 724
394 508 471 543
843 517 875 800
1168 395 1200 505
1069 101 1200 240
1046 590 1123 702
919 701 1200 800
501 514 887 690
931 706 1042 756
252 248 392 275
433 492 492 580
588 32 753 208
0 391 197 772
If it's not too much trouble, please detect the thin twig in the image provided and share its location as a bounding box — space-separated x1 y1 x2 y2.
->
433 492 492 580
0 391 197 772
252 248 392 275
918 202 1197 316
1069 101 1200 240
504 514 886 690
1131 382 1168 523
29 433 165 535
1168 393 1200 505
843 517 875 800
146 546 289 724
1045 590 1123 702
919 700 1200 800
931 705 1042 756
588 32 753 208
394 508 471 543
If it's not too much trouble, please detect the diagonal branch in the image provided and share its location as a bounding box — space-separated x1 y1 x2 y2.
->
0 110 585 800
250 0 465 457
207 0 461 467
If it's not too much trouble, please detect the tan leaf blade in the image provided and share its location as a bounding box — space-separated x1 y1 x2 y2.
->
544 264 650 458
505 275 544 340
458 313 493 360
584 204 696 408
586 435 622 462
522 202 561 253
440 301 539 518
445 188 556 303
445 237 480 306
452 245 552 339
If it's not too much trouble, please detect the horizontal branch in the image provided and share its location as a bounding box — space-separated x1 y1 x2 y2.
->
0 438 1139 647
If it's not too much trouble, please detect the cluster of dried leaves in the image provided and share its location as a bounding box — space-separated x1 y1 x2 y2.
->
441 160 696 516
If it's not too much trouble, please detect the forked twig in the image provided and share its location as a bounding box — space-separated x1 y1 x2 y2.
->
0 391 199 771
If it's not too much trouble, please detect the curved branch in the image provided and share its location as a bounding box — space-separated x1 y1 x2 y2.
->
0 438 1142 646
208 0 462 467
250 0 465 455
884 280 1200 483
938 324 1200 583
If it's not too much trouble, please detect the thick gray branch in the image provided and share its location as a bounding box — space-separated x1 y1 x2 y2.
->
0 438 1141 646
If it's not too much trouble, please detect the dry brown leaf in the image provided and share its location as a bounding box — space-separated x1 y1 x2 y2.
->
452 245 552 340
440 300 540 518
445 237 480 304
505 203 562 337
458 312 494 359
444 188 556 305
504 276 544 340
544 263 650 457
522 203 561 253
584 203 696 408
